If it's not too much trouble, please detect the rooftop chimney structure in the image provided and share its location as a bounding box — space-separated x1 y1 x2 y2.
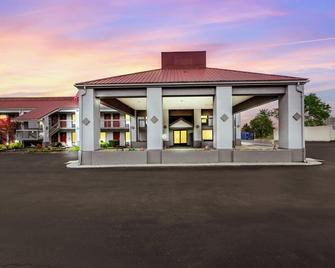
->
161 51 206 69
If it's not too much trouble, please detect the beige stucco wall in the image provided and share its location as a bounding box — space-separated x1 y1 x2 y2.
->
304 126 334 141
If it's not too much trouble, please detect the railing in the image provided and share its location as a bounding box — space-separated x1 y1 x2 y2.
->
16 125 43 131
15 130 43 140
100 119 128 129
59 120 75 128
49 122 60 137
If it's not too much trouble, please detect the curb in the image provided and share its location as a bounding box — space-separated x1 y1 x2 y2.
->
66 158 322 169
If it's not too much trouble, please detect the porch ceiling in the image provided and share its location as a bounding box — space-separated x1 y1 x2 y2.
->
117 96 253 110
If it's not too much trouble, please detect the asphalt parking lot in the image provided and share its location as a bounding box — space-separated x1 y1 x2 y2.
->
0 142 334 268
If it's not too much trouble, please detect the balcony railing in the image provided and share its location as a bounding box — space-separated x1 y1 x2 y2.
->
59 120 75 128
15 129 43 140
100 119 128 129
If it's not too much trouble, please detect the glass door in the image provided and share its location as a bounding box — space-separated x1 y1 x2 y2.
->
173 130 187 145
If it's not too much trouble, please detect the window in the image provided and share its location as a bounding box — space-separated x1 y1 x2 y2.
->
72 113 76 127
202 130 213 141
100 132 106 142
125 132 130 143
72 132 76 144
201 115 207 124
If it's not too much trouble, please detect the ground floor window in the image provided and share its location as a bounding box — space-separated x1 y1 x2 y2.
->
125 132 130 143
72 132 76 144
201 115 207 124
72 113 76 127
100 132 106 142
202 129 213 141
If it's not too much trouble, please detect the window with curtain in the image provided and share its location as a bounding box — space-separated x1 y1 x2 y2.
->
202 130 213 141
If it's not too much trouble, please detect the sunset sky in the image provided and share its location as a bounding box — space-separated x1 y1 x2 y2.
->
1 0 335 115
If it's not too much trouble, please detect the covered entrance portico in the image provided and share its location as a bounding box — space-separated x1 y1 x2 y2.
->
75 51 308 165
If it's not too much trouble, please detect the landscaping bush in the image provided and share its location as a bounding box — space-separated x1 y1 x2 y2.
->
69 145 80 152
27 146 65 153
51 142 63 147
108 140 119 148
100 140 109 149
0 144 6 152
7 141 24 150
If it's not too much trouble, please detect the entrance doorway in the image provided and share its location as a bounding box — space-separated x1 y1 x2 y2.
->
173 130 187 145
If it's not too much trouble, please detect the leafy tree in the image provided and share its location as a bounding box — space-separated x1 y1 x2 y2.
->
269 108 279 119
0 116 16 144
249 110 274 138
304 93 331 126
242 123 252 132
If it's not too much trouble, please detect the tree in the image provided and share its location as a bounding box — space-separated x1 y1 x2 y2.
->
0 116 16 144
242 123 252 132
269 108 279 119
249 109 274 138
304 93 331 126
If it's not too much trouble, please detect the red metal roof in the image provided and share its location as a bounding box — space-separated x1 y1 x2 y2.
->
0 97 78 121
75 67 308 86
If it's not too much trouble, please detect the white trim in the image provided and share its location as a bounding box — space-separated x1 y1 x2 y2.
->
76 80 309 89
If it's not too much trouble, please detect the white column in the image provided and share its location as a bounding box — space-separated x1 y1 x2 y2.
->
279 85 305 160
193 109 202 147
235 113 241 146
80 89 100 152
163 109 169 147
146 87 163 150
42 116 50 145
213 86 233 149
119 132 125 146
66 130 72 146
130 112 137 144
213 86 233 162
66 113 71 128
146 87 163 163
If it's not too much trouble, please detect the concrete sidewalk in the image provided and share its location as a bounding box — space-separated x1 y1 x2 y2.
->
67 158 322 168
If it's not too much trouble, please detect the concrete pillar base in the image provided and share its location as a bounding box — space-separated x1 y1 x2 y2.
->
147 150 162 164
163 141 170 149
193 140 202 148
235 139 242 146
290 148 305 162
81 151 93 165
218 149 233 162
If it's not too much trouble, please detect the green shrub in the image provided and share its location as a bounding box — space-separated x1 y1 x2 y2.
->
69 145 80 152
27 146 65 153
7 141 24 150
51 142 63 147
108 140 119 148
0 144 7 151
100 140 108 149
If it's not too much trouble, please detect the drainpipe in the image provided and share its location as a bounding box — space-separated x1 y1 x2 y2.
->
79 87 87 165
296 82 306 161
